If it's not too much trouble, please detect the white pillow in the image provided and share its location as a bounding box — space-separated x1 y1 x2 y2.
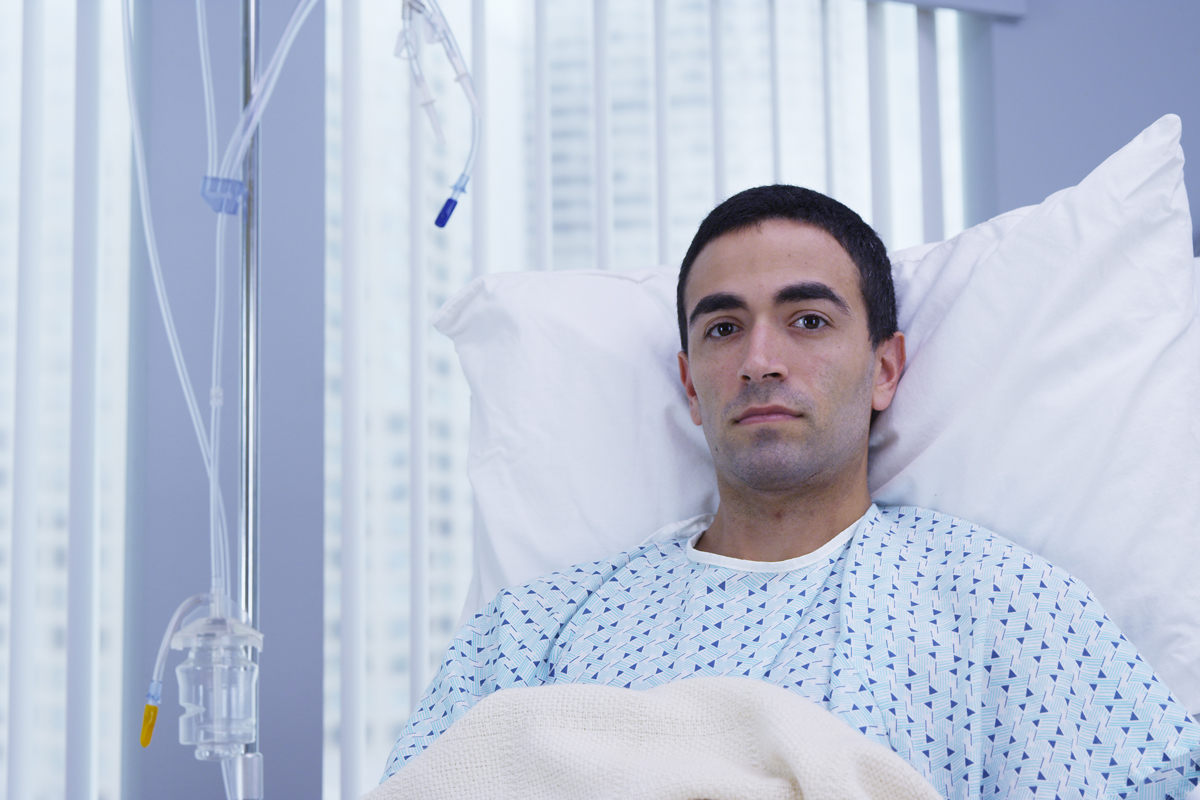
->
868 114 1200 712
434 266 718 616
432 115 1200 713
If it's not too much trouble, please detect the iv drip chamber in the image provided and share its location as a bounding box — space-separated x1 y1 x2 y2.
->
172 612 264 761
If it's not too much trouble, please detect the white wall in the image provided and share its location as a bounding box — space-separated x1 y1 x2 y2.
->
121 2 324 798
981 0 1199 252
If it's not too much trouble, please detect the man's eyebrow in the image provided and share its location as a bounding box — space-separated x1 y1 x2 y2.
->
688 292 748 329
774 282 851 315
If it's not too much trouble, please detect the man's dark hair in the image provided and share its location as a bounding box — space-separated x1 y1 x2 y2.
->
676 185 898 353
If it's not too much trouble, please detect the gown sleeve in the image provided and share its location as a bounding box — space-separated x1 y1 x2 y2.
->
977 555 1200 800
378 553 638 781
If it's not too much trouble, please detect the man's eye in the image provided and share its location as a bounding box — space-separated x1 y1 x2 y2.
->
706 321 739 338
794 314 827 330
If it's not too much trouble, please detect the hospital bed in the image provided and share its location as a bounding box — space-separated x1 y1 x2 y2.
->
433 113 1200 723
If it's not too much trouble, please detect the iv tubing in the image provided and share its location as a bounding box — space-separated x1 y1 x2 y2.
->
196 0 219 177
123 0 322 608
152 595 209 690
209 212 231 601
221 758 240 800
399 2 446 144
140 593 209 747
402 0 482 226
199 0 232 601
123 0 234 603
121 0 225 510
218 0 321 181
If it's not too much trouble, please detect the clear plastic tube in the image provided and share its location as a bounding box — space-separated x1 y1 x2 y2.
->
123 0 232 603
140 592 208 748
152 595 210 690
208 212 230 601
397 20 445 145
200 0 230 601
121 0 222 492
218 0 321 180
423 0 480 116
221 757 238 800
456 114 481 196
402 0 482 227
435 112 480 227
221 757 241 800
195 0 219 177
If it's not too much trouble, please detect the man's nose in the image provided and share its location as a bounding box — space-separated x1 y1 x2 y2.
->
739 324 788 382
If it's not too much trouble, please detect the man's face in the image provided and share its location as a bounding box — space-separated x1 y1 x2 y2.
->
678 219 904 496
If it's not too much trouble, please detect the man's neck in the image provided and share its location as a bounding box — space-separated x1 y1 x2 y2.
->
693 481 873 562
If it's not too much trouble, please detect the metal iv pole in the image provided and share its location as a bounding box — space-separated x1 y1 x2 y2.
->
239 0 261 758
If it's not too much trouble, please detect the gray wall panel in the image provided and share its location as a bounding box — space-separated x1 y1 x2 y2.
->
122 2 323 797
986 0 1200 251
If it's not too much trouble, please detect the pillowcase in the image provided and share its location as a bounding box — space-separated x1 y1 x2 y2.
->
432 114 1200 713
434 266 718 619
868 114 1200 712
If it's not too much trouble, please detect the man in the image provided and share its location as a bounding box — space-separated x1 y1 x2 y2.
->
675 185 902 564
383 186 1200 798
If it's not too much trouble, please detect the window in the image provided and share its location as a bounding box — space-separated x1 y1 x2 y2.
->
0 1 132 797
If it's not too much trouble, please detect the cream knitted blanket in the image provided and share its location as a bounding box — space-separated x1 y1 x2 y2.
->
364 676 942 800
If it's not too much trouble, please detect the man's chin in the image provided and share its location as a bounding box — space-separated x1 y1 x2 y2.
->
721 450 824 495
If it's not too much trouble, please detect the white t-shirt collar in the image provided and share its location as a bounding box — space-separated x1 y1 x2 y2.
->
644 505 875 574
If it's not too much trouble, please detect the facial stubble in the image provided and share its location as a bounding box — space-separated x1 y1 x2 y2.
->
704 363 876 496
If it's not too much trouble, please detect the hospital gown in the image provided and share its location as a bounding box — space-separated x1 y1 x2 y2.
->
383 505 1200 798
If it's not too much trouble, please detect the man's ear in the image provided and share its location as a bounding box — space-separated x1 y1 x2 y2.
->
871 332 905 412
678 351 703 426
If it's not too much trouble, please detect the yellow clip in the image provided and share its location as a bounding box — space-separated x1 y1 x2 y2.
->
140 704 158 747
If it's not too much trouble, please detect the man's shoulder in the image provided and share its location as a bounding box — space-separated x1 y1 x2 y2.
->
859 505 1110 660
871 504 1032 554
484 538 685 617
865 504 1084 591
870 503 999 544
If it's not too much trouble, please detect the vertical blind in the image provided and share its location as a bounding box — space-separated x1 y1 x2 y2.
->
0 1 132 799
324 1 967 798
0 1 974 798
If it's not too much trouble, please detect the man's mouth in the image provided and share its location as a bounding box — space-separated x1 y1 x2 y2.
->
734 405 801 424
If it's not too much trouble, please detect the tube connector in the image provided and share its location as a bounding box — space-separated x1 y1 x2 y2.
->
200 177 248 215
397 0 480 228
436 173 472 228
140 679 163 747
435 197 458 228
417 83 445 145
140 704 159 748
